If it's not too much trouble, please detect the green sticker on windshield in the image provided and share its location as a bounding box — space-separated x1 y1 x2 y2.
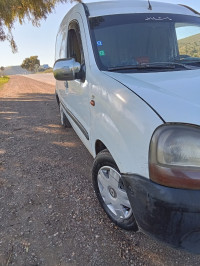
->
99 50 105 56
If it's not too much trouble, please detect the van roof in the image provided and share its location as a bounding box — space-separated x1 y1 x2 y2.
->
83 0 199 18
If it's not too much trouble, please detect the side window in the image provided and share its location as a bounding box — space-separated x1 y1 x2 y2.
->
67 21 84 65
56 28 67 61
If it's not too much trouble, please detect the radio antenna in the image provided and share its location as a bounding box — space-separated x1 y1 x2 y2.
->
148 0 152 10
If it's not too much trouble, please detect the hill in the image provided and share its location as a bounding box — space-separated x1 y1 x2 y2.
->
3 66 32 76
178 33 200 58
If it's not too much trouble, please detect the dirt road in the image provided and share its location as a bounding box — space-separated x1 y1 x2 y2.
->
22 73 56 86
0 76 200 265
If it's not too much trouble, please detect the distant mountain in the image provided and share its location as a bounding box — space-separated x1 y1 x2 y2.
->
178 33 200 58
3 66 32 76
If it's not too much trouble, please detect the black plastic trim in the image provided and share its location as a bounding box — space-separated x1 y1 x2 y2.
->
60 100 89 140
179 5 200 16
82 3 101 74
82 3 90 17
122 174 200 254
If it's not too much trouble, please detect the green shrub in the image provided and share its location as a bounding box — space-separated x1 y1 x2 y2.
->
43 68 53 73
0 76 10 87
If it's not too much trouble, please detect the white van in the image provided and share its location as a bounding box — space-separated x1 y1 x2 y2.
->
53 0 200 253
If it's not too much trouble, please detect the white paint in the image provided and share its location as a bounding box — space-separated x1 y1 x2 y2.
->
55 0 200 178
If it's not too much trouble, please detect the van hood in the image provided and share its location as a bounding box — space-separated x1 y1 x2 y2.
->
104 70 200 125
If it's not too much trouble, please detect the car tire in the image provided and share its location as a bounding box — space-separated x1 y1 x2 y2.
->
59 103 72 128
92 149 138 231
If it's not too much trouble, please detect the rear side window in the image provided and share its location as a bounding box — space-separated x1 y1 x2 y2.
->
67 21 84 65
55 28 67 60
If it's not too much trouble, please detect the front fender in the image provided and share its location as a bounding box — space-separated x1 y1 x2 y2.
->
89 72 163 178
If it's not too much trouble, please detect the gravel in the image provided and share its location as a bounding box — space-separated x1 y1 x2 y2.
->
0 75 200 265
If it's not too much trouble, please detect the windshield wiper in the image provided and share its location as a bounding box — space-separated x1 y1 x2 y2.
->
175 59 200 67
108 61 198 71
108 63 175 71
172 61 199 70
149 61 199 70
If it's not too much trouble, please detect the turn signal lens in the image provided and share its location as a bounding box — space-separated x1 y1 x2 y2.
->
149 124 200 189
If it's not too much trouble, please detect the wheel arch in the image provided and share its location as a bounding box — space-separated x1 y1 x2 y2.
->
93 137 124 173
95 140 107 156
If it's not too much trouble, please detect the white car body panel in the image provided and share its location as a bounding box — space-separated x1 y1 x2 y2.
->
55 0 200 178
86 0 198 18
53 0 200 252
105 70 200 125
61 12 91 146
87 70 162 176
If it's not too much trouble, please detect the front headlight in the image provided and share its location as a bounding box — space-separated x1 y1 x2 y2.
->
149 124 200 189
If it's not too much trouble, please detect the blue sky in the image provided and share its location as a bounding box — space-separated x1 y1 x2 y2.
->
0 0 199 67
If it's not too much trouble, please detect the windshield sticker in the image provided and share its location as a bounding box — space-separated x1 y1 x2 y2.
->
97 41 103 46
145 17 172 21
99 50 105 56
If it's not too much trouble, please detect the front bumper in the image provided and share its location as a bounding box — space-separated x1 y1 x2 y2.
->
122 174 200 254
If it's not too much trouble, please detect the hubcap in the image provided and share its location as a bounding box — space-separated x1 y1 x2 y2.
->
97 166 132 220
108 187 117 198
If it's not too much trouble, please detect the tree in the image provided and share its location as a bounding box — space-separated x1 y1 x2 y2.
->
21 56 40 72
0 0 81 52
0 66 5 76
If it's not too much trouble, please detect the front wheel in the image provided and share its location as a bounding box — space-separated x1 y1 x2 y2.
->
92 149 138 231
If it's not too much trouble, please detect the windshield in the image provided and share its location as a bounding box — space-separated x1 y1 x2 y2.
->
89 13 200 72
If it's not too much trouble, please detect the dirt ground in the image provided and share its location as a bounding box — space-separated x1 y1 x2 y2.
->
21 74 56 86
0 75 200 266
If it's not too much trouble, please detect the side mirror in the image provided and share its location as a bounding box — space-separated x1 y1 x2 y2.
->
53 58 81 81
